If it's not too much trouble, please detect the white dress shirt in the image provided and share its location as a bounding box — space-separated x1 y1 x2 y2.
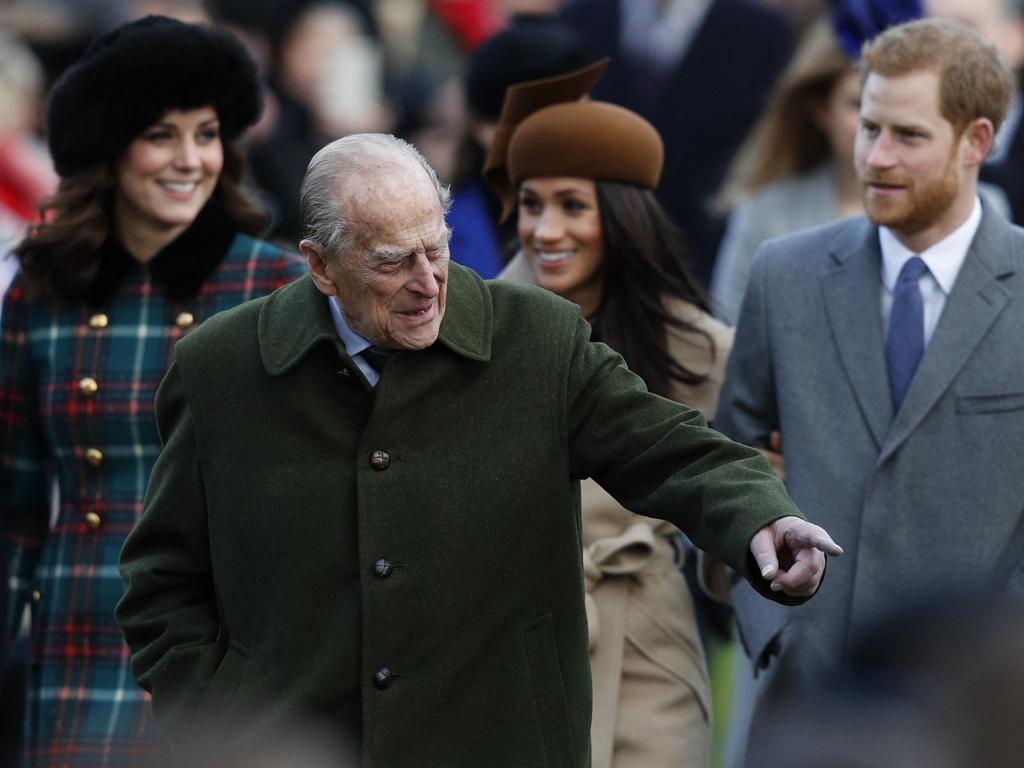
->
878 196 982 348
327 295 380 386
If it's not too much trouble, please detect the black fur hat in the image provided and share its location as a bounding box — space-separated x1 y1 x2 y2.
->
46 15 263 177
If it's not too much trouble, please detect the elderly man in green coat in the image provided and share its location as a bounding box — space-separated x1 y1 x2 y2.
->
116 133 840 767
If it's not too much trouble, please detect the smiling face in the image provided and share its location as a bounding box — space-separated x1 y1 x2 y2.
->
517 176 605 316
114 107 223 257
305 168 450 350
854 69 985 251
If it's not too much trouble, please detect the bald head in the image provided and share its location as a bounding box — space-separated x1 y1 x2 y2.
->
299 133 452 259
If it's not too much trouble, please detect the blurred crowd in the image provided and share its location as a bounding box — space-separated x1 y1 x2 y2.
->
3 0 1024 767
0 0 832 292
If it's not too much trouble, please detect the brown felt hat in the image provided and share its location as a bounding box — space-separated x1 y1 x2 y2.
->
508 101 662 204
483 58 663 222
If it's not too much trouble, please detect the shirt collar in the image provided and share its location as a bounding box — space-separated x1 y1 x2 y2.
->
879 195 982 295
327 295 372 357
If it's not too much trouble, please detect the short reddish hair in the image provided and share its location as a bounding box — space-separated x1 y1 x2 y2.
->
860 18 1014 133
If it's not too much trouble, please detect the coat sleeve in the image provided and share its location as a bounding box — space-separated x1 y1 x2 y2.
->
115 361 224 745
561 312 804 605
713 245 780 449
0 280 51 646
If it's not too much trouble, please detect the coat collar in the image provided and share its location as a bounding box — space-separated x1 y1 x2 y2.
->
259 261 494 376
87 198 237 305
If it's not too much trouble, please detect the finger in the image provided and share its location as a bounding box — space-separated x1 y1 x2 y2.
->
770 430 782 453
770 549 824 592
749 528 780 580
782 522 843 556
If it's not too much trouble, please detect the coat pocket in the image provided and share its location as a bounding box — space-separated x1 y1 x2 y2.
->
197 640 250 726
957 391 1024 414
522 614 576 768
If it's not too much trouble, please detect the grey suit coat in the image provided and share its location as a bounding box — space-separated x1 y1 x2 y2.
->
715 206 1024 688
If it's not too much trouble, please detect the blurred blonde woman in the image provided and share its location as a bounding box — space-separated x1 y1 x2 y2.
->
711 16 865 325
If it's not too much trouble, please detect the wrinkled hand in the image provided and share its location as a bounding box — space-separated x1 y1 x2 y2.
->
756 431 784 479
749 516 842 597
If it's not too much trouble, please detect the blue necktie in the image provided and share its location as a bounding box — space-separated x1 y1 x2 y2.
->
886 256 929 412
361 345 393 374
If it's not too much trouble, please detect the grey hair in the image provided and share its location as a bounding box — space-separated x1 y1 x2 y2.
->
299 133 452 257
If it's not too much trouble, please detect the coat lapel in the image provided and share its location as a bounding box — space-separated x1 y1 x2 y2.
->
259 275 346 376
880 209 1016 462
822 219 893 448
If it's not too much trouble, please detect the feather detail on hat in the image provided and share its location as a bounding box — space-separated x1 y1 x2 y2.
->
832 0 923 61
483 58 608 221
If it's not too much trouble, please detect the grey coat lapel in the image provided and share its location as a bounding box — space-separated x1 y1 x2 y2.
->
822 219 893 448
880 209 1017 462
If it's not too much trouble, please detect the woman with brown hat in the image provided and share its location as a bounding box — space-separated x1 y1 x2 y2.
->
490 62 732 768
0 16 304 765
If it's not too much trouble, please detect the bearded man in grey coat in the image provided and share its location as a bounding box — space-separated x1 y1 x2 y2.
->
716 18 1024 762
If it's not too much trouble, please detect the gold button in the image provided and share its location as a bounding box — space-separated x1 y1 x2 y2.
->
79 377 98 396
85 511 102 530
176 311 195 327
88 313 109 329
31 590 42 603
85 448 103 466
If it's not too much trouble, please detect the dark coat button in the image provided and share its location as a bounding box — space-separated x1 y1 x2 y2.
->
373 667 393 690
373 559 393 578
370 450 390 470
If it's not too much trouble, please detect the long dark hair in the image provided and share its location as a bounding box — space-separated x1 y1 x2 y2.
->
14 141 270 301
589 181 713 399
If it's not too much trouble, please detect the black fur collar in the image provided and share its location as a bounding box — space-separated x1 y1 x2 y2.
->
88 201 237 306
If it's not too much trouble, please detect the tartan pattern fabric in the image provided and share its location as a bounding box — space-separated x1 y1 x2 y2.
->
1 233 305 767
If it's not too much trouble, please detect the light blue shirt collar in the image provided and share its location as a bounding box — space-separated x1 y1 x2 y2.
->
326 295 380 385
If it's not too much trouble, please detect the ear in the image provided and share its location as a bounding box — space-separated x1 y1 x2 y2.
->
960 117 994 168
300 239 337 297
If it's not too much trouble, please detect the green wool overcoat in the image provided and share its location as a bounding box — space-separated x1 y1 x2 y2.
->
117 264 804 767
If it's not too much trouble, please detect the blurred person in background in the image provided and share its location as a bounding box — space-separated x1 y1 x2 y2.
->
0 16 304 766
926 0 1024 225
491 61 733 768
711 1 923 326
0 31 57 301
558 0 797 287
451 15 592 277
246 0 390 244
748 592 1024 768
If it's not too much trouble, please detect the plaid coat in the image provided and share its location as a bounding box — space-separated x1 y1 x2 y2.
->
1 230 305 767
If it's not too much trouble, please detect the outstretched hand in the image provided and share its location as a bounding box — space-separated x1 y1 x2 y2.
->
749 516 842 597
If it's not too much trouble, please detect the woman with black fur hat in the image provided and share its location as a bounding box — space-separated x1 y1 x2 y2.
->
0 16 304 765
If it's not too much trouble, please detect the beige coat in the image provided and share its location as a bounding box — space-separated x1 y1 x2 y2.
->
499 253 734 768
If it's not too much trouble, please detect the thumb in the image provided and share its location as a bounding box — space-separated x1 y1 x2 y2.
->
749 528 780 580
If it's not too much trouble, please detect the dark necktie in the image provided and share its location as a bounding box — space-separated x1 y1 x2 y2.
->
886 256 929 412
361 345 393 374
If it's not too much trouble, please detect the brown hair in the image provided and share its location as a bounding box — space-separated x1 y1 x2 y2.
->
14 140 269 301
860 17 1014 135
717 18 854 210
